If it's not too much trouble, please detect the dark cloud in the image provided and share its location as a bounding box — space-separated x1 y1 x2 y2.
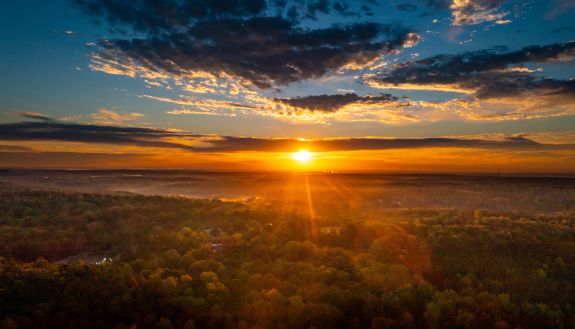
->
274 93 399 112
99 18 415 88
199 135 575 153
0 121 572 153
369 41 575 99
15 112 54 122
73 0 268 32
473 76 575 100
75 0 416 88
73 0 378 31
0 122 201 151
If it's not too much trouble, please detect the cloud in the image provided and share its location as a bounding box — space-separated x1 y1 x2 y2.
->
449 0 508 25
52 30 79 37
138 91 407 122
420 0 510 25
368 41 575 100
205 135 564 152
90 108 146 125
0 122 202 151
142 95 254 111
145 92 409 123
0 151 146 168
143 89 574 124
166 109 238 117
14 111 54 122
364 42 575 121
0 121 572 153
73 0 266 32
273 93 399 113
75 0 417 89
0 145 32 151
96 19 416 89
73 0 379 32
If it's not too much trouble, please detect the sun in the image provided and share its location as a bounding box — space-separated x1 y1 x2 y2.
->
292 150 313 163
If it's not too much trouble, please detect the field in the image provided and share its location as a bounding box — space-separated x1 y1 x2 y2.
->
0 170 574 329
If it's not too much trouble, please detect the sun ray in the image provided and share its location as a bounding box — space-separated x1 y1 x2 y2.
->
303 173 318 242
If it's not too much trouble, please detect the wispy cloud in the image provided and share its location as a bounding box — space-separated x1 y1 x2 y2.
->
12 111 54 122
89 108 146 125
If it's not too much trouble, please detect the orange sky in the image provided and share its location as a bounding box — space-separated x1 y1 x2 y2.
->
1 139 574 173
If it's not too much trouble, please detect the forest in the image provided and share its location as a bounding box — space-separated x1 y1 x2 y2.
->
0 174 574 329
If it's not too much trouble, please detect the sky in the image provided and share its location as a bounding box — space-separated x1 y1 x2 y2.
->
0 0 574 172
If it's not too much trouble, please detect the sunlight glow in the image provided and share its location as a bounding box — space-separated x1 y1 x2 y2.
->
292 150 313 163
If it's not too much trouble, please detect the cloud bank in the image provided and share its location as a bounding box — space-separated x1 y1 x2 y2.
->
0 121 572 153
75 0 418 89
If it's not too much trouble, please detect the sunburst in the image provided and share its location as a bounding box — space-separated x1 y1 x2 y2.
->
292 150 313 163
